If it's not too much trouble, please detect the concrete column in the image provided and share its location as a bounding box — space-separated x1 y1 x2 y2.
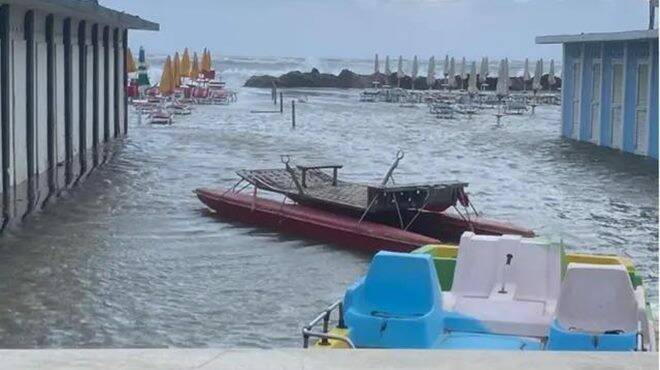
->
102 25 109 145
91 23 100 166
77 20 94 181
122 29 128 135
84 22 94 170
106 26 114 144
112 27 119 138
63 18 73 186
33 10 48 207
117 28 126 137
25 10 36 213
64 18 81 187
53 15 66 192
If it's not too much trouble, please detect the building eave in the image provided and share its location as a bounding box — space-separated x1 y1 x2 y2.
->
536 29 658 44
4 0 159 31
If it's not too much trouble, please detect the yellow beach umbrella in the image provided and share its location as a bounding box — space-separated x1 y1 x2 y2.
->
180 48 191 77
201 48 212 72
126 48 137 73
159 55 174 95
173 51 182 87
190 52 200 81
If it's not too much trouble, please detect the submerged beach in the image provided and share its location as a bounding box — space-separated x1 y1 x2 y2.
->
0 54 656 348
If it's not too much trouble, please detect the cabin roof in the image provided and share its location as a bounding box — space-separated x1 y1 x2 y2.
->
536 29 658 44
6 0 159 31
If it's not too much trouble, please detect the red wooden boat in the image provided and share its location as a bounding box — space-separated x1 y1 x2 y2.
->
195 154 534 253
194 188 534 254
195 188 439 253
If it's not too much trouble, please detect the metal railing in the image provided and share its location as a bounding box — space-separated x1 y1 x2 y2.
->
302 300 355 349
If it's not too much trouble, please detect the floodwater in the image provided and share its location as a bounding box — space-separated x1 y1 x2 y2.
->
0 73 657 348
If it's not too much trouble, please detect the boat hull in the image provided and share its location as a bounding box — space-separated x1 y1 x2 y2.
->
195 188 439 253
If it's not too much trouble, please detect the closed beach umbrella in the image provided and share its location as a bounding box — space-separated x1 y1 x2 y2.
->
427 56 436 89
533 58 543 91
411 55 419 79
397 55 404 79
479 57 489 83
126 48 137 73
201 49 212 73
190 52 200 81
385 55 391 76
181 48 191 77
159 55 174 95
411 55 419 90
496 58 509 97
447 57 456 88
443 54 449 76
137 47 150 86
173 52 182 87
374 53 380 75
138 46 146 66
523 58 531 82
468 61 478 93
548 59 556 88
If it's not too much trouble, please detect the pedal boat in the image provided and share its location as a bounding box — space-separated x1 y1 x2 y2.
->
195 154 533 252
302 232 656 352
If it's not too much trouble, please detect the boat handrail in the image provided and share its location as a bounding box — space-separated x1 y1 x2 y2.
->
302 299 355 349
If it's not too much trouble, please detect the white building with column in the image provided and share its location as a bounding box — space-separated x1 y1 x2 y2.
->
0 0 158 230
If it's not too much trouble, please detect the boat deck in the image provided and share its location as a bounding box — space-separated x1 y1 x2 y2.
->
237 168 368 212
236 167 469 215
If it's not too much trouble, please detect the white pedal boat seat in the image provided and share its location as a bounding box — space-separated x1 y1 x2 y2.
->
442 232 562 337
555 263 639 333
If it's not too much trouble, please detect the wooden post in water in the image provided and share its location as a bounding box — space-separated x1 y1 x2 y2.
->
271 82 277 105
280 92 283 114
291 100 296 128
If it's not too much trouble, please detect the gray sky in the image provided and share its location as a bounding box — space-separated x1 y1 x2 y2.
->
103 0 654 59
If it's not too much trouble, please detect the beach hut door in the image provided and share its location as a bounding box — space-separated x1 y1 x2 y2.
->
634 63 649 155
590 62 601 144
571 62 581 139
611 64 624 149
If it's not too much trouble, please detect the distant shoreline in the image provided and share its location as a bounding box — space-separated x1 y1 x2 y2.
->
244 68 561 91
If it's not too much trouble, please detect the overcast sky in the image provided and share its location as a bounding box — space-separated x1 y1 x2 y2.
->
102 0 654 60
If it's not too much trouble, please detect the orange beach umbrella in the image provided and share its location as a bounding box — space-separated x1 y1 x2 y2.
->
201 48 212 72
180 48 191 77
173 51 182 87
159 55 175 95
126 48 137 73
190 52 200 81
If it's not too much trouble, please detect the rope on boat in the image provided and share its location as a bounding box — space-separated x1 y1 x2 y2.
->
404 192 431 231
224 178 245 196
453 204 475 233
393 195 404 229
358 196 379 225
